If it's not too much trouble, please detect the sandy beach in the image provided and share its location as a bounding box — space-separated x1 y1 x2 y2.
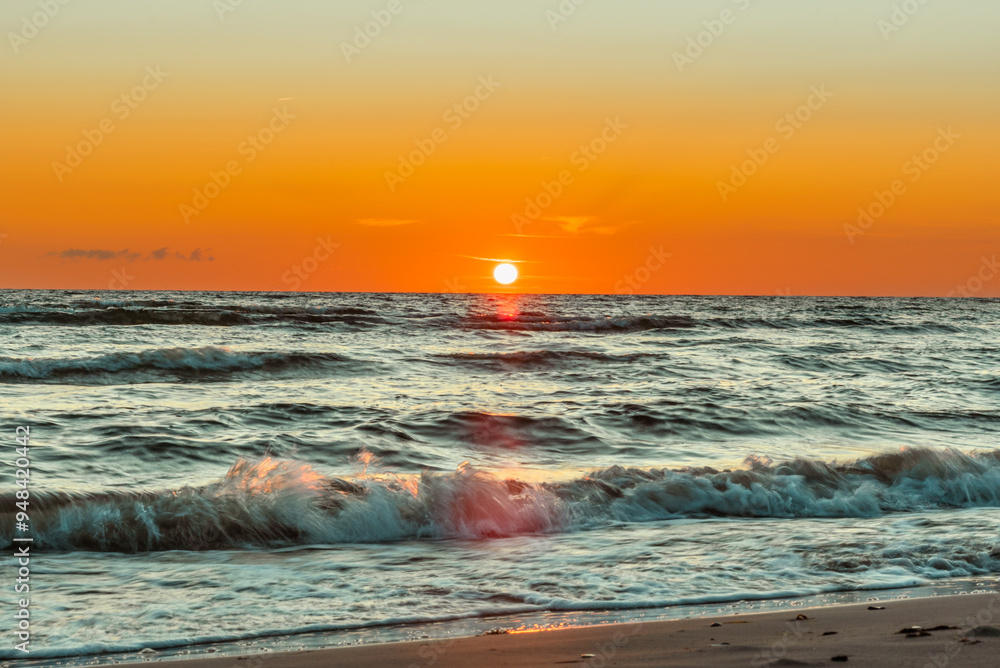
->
134 593 1000 668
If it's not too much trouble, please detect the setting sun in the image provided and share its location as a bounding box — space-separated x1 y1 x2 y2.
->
493 263 518 285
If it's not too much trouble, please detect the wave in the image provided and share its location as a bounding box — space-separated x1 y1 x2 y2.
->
0 308 256 326
390 410 604 451
71 298 204 309
65 300 379 315
429 349 650 370
461 314 699 333
237 304 382 317
6 448 1000 553
0 346 361 384
0 303 393 327
455 313 973 334
0 296 983 335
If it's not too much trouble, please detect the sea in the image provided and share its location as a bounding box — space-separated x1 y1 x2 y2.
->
2 291 999 663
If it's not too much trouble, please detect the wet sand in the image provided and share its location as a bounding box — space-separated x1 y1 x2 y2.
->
126 592 1000 668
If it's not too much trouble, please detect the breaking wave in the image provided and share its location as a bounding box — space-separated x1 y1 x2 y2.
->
7 448 1000 553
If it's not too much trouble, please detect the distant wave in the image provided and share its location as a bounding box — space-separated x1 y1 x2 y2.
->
0 308 255 326
0 304 390 327
237 304 381 317
0 346 361 383
456 313 970 334
429 349 651 370
71 298 204 309
0 298 980 334
15 299 381 316
7 448 1000 553
461 314 699 333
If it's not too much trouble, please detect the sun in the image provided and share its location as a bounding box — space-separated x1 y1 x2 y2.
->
493 263 518 285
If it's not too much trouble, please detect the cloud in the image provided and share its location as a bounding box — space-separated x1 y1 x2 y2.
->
355 218 419 227
48 249 141 261
501 233 581 239
46 248 214 262
456 254 524 263
184 248 213 261
546 216 628 235
145 247 214 261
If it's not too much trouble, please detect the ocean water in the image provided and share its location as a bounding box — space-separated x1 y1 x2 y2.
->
2 290 1000 661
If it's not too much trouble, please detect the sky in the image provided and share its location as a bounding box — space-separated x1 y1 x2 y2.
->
1 0 997 295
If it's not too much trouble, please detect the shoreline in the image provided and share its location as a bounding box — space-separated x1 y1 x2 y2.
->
95 593 1000 668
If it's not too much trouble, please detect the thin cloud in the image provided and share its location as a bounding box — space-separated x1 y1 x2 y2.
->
47 248 214 262
455 255 536 264
501 233 583 239
356 218 419 227
546 216 624 235
550 216 594 233
185 248 213 261
145 247 214 261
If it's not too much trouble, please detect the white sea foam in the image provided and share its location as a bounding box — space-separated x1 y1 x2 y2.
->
10 448 1000 552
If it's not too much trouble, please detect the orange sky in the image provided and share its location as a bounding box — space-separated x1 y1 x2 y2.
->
1 0 997 295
